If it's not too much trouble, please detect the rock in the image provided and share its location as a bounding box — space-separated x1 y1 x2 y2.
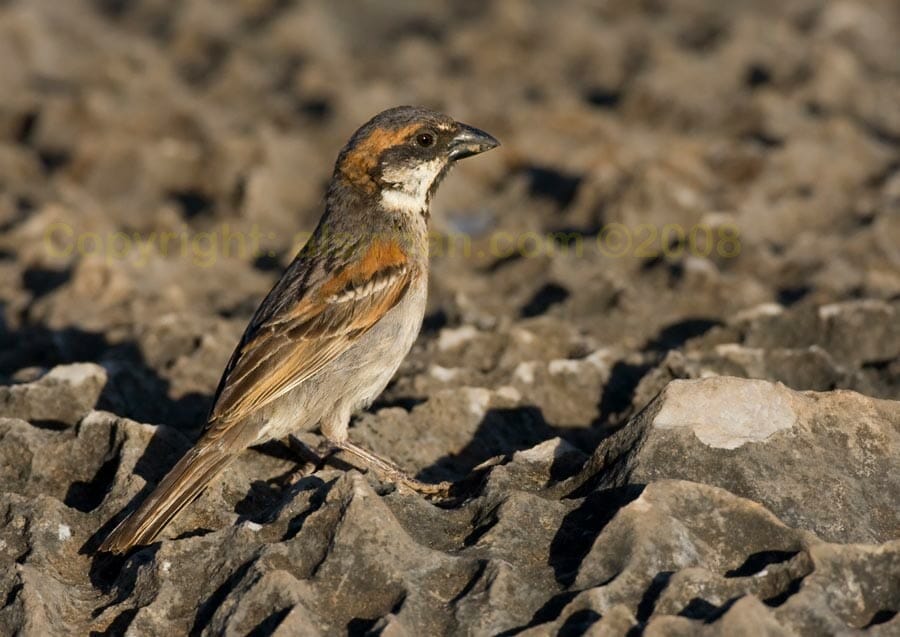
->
568 376 900 544
0 363 106 427
651 378 798 449
500 479 899 636
3 393 900 635
629 300 900 422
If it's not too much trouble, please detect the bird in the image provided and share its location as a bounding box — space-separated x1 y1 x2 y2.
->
99 105 499 553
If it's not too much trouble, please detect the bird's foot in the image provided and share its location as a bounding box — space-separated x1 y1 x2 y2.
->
391 471 453 498
335 439 453 500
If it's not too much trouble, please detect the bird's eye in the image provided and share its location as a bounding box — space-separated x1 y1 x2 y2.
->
416 133 435 148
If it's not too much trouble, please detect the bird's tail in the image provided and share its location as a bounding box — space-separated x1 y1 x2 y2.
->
98 441 236 553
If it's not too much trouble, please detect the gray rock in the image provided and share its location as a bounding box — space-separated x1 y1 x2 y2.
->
568 376 900 544
0 363 106 427
4 373 898 636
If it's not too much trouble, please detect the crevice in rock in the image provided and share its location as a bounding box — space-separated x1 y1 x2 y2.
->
724 550 799 578
282 477 333 541
549 486 645 586
450 560 488 605
346 591 406 637
643 318 722 353
66 428 123 513
418 405 579 483
559 609 602 637
190 558 257 636
173 527 214 541
635 571 674 623
864 609 898 628
677 596 738 622
763 574 807 608
28 420 72 431
167 189 214 220
596 360 655 426
462 502 502 548
89 607 138 637
497 590 579 636
246 606 292 637
22 266 72 301
90 546 160 615
3 582 22 608
522 166 583 209
521 283 570 318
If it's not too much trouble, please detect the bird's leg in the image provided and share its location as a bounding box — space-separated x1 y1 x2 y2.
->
287 434 336 474
336 439 452 498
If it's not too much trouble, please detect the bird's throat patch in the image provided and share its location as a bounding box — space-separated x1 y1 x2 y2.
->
380 158 445 214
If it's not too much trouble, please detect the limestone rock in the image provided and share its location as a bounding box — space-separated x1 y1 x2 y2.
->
569 377 900 544
0 363 106 427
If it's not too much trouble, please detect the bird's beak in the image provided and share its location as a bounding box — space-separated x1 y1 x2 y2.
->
449 123 500 160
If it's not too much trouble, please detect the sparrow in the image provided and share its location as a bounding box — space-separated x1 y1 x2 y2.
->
99 106 499 553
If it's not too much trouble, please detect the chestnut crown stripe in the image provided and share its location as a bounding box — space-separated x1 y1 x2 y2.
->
339 123 421 191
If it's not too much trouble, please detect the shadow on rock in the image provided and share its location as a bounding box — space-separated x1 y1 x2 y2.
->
549 485 645 587
595 317 723 425
644 317 722 353
65 426 122 513
190 559 257 636
415 405 600 484
597 360 654 426
88 544 161 614
81 426 196 555
0 319 212 430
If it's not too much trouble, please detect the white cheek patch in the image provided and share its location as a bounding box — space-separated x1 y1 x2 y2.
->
381 159 445 213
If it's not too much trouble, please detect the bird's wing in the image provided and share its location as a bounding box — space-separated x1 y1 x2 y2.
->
206 238 414 434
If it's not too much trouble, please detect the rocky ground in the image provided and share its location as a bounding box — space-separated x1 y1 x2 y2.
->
0 0 898 635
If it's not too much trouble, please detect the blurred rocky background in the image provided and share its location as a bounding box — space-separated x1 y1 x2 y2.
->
0 0 898 634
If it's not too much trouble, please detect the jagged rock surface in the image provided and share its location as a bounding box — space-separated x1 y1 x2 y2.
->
0 377 898 635
0 0 899 635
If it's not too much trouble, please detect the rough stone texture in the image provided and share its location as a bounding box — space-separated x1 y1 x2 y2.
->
566 377 900 544
0 363 107 427
0 0 899 635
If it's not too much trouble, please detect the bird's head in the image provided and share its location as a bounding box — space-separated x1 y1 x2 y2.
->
334 105 499 214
